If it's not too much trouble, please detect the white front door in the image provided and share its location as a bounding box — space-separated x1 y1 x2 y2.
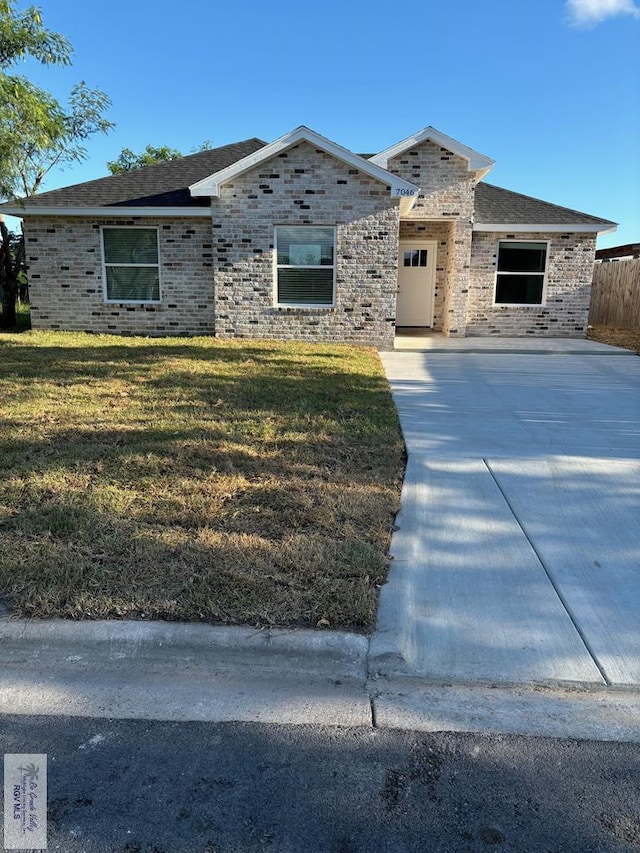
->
396 241 437 327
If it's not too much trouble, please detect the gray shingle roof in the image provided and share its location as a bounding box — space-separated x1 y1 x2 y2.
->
475 182 615 228
1 138 267 210
0 136 617 233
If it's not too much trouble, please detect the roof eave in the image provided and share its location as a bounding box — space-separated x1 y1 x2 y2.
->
473 222 618 234
1 205 211 218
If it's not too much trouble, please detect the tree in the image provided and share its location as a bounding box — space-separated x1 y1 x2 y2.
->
0 78 113 198
0 0 114 328
0 0 71 68
107 140 215 174
107 144 184 174
0 218 25 304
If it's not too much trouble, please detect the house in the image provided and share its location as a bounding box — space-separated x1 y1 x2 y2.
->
1 125 616 347
595 243 640 261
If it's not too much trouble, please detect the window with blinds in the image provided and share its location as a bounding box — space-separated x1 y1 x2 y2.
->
101 227 160 302
275 226 335 307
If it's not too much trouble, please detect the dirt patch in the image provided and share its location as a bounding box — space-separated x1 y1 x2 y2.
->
587 324 640 353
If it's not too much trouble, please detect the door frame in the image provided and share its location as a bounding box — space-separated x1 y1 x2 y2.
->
397 240 437 327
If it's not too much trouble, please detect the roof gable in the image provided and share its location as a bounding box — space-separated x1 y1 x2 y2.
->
189 126 421 212
370 126 495 179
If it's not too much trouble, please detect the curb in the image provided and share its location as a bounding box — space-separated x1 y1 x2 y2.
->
0 617 370 680
3 617 640 740
372 679 640 743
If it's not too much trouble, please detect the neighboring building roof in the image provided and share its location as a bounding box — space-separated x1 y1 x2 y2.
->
595 243 640 260
0 138 267 212
474 183 617 233
370 126 495 179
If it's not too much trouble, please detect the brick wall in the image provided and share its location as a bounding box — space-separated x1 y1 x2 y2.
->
22 144 598 344
24 216 214 336
467 231 597 336
387 139 475 336
211 141 400 348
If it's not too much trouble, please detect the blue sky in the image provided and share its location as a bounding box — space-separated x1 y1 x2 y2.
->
11 0 640 247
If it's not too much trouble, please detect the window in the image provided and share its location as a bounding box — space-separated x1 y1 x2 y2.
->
102 227 160 302
403 249 428 267
495 241 547 305
275 226 335 307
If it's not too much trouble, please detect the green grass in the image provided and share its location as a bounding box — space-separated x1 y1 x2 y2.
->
0 331 405 631
14 302 32 332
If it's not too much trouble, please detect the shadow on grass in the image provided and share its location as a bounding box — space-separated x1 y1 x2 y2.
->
0 334 405 630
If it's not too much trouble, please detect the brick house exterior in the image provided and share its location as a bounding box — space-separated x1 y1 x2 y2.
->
1 126 616 347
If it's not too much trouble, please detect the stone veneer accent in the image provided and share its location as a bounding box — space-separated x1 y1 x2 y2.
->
467 231 597 336
388 139 475 336
25 216 214 335
211 141 400 348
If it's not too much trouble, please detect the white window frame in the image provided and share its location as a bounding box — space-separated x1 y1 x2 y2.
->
273 225 336 309
101 225 161 304
493 239 549 307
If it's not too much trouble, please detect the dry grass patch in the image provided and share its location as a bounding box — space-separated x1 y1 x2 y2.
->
0 332 405 631
587 325 640 354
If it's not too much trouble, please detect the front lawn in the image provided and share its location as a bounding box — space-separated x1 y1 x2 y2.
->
0 332 405 631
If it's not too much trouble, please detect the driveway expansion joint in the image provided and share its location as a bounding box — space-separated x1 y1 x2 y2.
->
482 457 612 688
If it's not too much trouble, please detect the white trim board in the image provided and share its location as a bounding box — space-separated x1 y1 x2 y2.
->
3 207 615 236
1 206 211 218
474 223 617 234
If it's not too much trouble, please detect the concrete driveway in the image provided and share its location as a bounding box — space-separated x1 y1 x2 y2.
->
370 340 640 689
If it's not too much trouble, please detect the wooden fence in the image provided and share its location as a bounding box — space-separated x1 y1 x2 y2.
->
589 258 640 328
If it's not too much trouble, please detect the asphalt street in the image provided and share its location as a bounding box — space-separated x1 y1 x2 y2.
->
2 716 640 853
